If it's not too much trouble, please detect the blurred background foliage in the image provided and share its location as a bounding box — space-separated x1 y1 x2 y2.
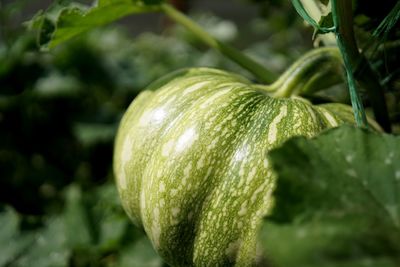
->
0 0 398 266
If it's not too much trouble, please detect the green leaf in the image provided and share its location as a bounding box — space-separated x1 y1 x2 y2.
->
73 123 117 147
118 237 164 267
0 207 70 267
91 183 130 252
261 221 397 267
0 208 19 248
0 208 35 266
313 12 334 39
291 0 334 34
12 218 70 267
64 185 93 248
373 1 400 39
33 72 82 98
260 126 400 267
29 0 161 50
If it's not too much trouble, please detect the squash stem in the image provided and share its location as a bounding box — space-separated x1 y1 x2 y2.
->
160 3 277 84
270 47 343 98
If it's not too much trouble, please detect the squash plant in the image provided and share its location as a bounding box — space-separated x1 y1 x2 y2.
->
28 0 398 266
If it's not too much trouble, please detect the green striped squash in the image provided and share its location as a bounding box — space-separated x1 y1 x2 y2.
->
114 68 355 266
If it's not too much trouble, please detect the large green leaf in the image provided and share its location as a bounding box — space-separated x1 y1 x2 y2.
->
29 0 162 50
260 125 400 267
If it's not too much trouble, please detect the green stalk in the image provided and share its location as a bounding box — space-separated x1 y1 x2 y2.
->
331 0 391 132
160 3 277 84
331 0 368 128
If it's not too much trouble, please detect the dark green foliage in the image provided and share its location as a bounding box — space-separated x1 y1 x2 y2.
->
261 126 400 267
0 185 164 267
0 20 218 265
